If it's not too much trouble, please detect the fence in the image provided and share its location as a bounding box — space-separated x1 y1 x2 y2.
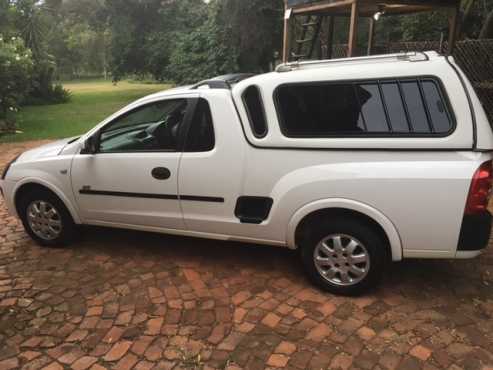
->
389 40 493 125
331 39 493 124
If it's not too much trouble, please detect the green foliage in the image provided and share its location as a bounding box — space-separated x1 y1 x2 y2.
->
0 0 73 107
105 0 282 82
219 0 283 72
167 4 239 84
0 0 18 36
24 84 72 106
0 35 33 131
106 0 209 82
401 12 449 42
47 0 109 79
49 21 109 79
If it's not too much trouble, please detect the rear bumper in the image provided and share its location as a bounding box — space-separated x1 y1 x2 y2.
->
457 212 492 252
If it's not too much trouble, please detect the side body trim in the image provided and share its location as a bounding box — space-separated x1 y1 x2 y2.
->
83 219 286 247
79 189 224 203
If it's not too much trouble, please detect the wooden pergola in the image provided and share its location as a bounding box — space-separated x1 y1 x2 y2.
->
282 0 461 63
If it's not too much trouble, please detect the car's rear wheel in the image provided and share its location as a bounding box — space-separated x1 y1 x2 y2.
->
18 188 76 247
300 218 387 295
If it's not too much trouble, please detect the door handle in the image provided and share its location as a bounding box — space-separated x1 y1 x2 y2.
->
151 167 171 180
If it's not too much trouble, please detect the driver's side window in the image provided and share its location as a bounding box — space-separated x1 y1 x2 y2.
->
99 99 188 153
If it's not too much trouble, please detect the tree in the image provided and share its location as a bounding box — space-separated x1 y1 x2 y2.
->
104 0 211 81
2 0 69 104
479 9 493 38
106 0 166 80
0 36 33 132
219 0 283 72
461 0 493 38
0 0 17 36
167 3 238 84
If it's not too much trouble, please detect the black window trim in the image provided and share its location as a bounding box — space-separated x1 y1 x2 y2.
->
242 85 269 139
182 97 216 153
376 82 393 132
396 79 414 133
273 75 457 139
416 79 435 133
352 84 368 131
92 97 197 154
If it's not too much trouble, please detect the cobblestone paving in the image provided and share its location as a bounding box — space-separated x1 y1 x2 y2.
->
1 141 493 370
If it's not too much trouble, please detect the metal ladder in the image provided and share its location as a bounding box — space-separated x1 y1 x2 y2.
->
292 15 324 60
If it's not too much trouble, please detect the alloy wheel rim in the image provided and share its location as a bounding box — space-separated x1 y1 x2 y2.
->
27 201 62 241
313 233 370 286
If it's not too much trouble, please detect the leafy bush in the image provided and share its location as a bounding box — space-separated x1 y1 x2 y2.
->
51 84 72 103
0 35 33 133
24 83 72 106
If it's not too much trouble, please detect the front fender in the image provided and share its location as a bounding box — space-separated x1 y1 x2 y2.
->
286 198 403 261
12 177 81 224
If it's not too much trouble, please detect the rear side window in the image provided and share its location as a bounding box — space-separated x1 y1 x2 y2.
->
184 98 215 152
275 78 454 137
243 86 268 138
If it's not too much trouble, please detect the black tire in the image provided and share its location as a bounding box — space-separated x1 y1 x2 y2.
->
300 217 387 296
18 188 77 247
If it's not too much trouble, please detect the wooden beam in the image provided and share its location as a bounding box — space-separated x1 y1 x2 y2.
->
292 0 354 15
447 4 459 55
357 0 459 6
367 17 375 55
296 7 439 17
291 0 459 16
283 0 291 63
348 0 359 57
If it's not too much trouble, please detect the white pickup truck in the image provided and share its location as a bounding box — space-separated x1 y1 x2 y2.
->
1 52 492 295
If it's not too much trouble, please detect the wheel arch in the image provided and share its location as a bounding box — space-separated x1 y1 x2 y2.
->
13 179 81 224
287 198 403 261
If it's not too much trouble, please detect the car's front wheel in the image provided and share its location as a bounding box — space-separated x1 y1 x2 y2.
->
18 188 77 247
300 218 387 295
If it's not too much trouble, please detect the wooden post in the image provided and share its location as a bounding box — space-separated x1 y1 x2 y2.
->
447 4 459 55
326 15 335 59
282 0 291 63
347 0 359 57
367 17 375 56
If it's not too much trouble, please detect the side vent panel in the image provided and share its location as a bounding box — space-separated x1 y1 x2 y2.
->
235 197 274 224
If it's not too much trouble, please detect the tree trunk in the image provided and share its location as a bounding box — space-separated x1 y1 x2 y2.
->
479 9 493 39
102 32 107 80
457 0 474 38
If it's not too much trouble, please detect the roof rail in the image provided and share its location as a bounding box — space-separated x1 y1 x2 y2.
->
276 51 430 72
191 73 255 90
191 80 230 90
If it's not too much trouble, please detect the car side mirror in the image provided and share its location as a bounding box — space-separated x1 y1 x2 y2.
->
81 131 100 155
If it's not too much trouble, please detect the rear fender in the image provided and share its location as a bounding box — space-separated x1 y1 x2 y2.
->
286 198 403 261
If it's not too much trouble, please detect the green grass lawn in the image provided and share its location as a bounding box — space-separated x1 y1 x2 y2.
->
0 80 172 143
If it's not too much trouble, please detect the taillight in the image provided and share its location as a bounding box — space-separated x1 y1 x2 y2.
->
465 160 493 215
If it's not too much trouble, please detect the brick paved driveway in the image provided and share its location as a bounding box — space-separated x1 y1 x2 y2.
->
1 141 493 370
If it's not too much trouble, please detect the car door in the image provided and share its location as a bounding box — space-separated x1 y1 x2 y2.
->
71 95 197 230
178 94 249 236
